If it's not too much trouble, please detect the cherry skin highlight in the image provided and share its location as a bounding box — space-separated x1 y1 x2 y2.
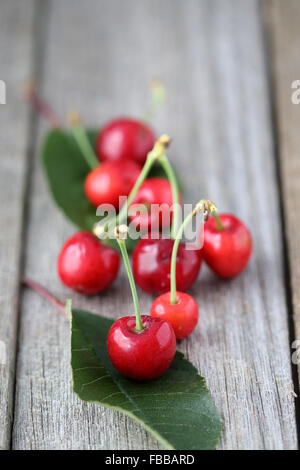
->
84 160 141 209
57 231 120 295
129 177 178 232
96 118 156 166
203 213 252 278
150 291 199 340
107 315 176 380
132 236 202 295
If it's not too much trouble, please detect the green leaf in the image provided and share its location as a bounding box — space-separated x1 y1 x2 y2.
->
41 129 184 241
41 129 136 251
71 308 222 450
41 129 99 232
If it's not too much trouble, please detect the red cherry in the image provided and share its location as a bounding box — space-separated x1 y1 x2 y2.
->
107 315 176 380
203 213 252 278
129 177 178 232
84 160 141 208
97 118 155 166
150 291 199 340
57 231 120 295
132 236 202 295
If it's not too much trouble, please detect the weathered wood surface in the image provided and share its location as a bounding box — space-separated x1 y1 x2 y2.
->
0 0 36 450
2 0 298 449
264 0 300 389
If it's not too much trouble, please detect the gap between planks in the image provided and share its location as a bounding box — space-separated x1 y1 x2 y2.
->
0 0 40 450
262 0 300 445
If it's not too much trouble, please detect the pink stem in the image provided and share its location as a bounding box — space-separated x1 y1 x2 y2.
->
26 86 62 128
22 278 68 319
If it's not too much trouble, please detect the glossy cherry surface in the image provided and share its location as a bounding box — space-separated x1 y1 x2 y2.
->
132 236 202 295
58 231 120 295
203 213 252 278
150 291 199 339
84 160 141 208
107 315 176 380
96 118 155 166
129 177 176 232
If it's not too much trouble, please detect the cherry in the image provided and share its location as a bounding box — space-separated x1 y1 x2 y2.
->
151 291 198 340
132 236 201 295
129 177 179 232
96 118 156 166
84 160 141 208
68 113 142 210
149 200 216 339
57 231 120 295
203 213 252 278
107 315 176 380
107 225 176 381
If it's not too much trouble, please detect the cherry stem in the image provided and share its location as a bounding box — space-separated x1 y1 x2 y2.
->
23 83 62 128
93 135 171 238
158 154 180 239
117 151 156 225
213 212 225 231
116 228 144 333
117 135 172 225
68 112 99 170
143 79 165 124
22 278 69 319
169 199 217 304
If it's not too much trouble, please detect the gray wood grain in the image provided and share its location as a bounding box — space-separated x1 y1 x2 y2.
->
0 0 36 450
264 0 300 390
12 0 297 449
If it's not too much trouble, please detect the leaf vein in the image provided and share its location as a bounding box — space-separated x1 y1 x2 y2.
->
81 374 111 390
72 348 92 352
75 366 105 372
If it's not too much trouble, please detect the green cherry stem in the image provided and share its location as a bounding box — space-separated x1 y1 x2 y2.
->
117 135 172 225
93 134 171 238
158 153 180 239
115 226 144 333
143 79 166 124
68 112 99 170
213 212 225 231
170 199 218 305
116 150 157 225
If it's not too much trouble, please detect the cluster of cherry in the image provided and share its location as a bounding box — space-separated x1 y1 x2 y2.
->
56 116 252 381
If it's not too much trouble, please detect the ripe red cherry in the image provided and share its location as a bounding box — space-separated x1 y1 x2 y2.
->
96 118 155 166
58 231 120 295
129 177 177 232
132 236 202 295
150 291 199 340
107 315 176 380
203 213 252 278
84 160 141 208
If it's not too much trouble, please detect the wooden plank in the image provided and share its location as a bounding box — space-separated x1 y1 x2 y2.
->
0 0 36 450
263 0 300 390
12 0 297 449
